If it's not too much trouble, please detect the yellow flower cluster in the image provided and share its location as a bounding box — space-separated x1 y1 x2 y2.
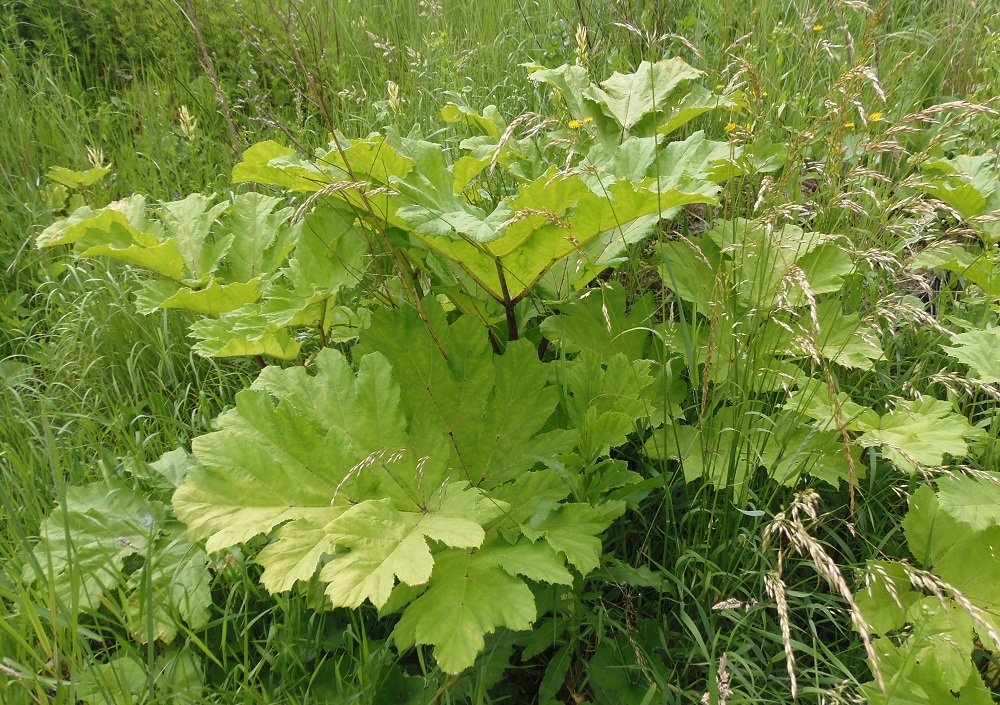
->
567 116 594 130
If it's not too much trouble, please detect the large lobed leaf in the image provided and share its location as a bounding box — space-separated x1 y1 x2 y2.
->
26 479 210 644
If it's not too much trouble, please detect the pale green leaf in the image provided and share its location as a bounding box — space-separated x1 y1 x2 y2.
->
174 349 383 551
942 327 1000 383
859 398 984 471
937 473 1000 531
392 548 537 674
482 538 574 585
189 307 302 359
75 655 147 705
527 503 610 575
232 140 328 192
586 59 703 131
159 193 231 279
218 192 298 282
27 483 164 611
854 561 920 635
138 278 261 316
257 519 334 593
125 529 211 643
321 491 490 609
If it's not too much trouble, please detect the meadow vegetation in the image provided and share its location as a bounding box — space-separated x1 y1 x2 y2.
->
2 1 1000 703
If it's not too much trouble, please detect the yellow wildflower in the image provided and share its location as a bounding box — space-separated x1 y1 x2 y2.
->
761 91 768 97
813 23 824 31
583 116 593 123
716 84 724 90
845 122 855 128
868 111 884 121
568 119 584 129
725 122 737 133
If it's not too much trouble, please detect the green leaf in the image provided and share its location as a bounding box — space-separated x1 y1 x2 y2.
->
527 63 603 127
75 655 147 705
392 548 537 674
27 483 164 611
942 327 1000 382
759 411 863 487
125 528 211 643
657 86 743 137
911 244 1000 296
232 140 327 192
155 649 205 701
653 131 736 186
538 644 572 703
159 193 231 280
854 561 919 635
586 59 703 131
321 489 496 609
540 282 656 362
657 236 717 313
903 485 1000 607
917 154 1000 220
586 637 650 705
217 192 298 282
47 165 110 189
320 133 415 186
859 398 984 471
357 303 567 487
937 473 1000 531
905 597 975 690
645 416 756 487
861 637 993 705
176 307 638 674
781 300 884 370
143 446 194 489
288 203 367 294
442 103 505 138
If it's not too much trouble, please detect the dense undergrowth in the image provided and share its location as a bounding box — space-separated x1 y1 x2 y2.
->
3 1 1000 703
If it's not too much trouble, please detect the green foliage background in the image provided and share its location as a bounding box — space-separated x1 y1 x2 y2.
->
3 1 1000 704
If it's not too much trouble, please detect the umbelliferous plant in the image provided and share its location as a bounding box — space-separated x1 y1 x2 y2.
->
173 300 657 672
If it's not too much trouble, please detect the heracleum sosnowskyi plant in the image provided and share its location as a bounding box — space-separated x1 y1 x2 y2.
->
29 57 745 680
